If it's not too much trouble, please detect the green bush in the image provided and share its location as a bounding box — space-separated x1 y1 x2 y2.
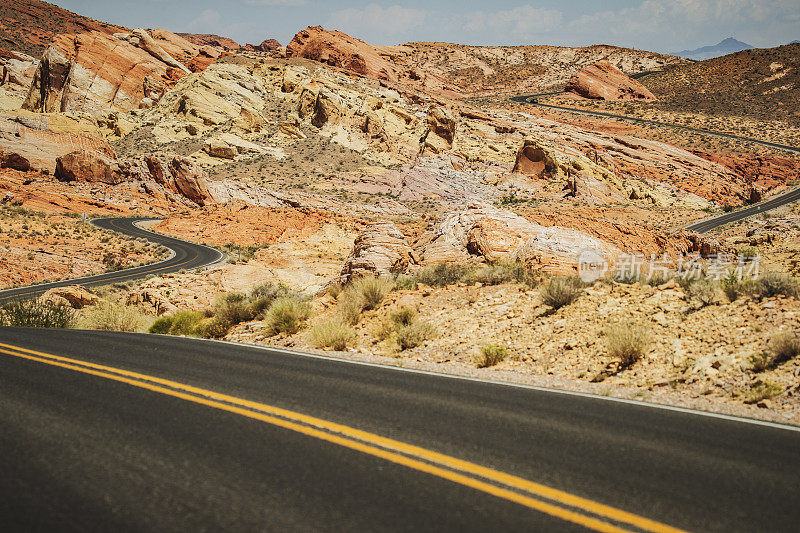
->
194 317 232 339
396 320 437 350
149 316 174 334
540 276 584 310
167 311 204 336
605 321 651 369
309 318 356 351
265 297 310 336
412 263 476 287
0 299 73 328
476 344 509 368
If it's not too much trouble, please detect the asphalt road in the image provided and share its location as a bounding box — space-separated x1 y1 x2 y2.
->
510 93 800 233
0 217 223 303
1 328 799 531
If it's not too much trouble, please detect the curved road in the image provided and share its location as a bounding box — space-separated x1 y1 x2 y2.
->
0 217 224 303
1 329 799 531
511 94 800 232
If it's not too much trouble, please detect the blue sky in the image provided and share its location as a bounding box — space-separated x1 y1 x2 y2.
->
54 1 800 53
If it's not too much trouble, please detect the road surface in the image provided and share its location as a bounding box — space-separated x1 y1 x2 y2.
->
1 328 799 531
0 217 223 303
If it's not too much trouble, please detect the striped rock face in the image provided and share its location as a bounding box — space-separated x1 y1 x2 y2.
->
417 203 621 275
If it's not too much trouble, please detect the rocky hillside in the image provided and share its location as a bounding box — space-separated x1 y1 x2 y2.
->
0 0 125 56
285 26 685 97
644 43 800 125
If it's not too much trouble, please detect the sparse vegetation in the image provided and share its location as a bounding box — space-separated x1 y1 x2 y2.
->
309 318 356 351
75 300 151 332
0 299 73 328
400 261 537 289
742 381 783 404
605 321 651 369
685 279 724 307
396 320 438 350
264 297 310 336
476 344 509 368
753 272 799 300
540 276 583 310
751 331 800 372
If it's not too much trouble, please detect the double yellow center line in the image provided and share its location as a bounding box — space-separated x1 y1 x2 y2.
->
0 340 683 533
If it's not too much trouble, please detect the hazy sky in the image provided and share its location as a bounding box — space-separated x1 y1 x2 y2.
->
54 0 800 53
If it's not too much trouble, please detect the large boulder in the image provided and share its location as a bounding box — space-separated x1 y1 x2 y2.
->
0 116 116 174
55 150 124 184
339 222 417 283
565 60 656 101
168 156 212 206
41 285 99 309
311 87 343 127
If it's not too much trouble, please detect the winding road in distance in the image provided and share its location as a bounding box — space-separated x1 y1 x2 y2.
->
510 93 800 233
0 217 224 303
1 328 799 531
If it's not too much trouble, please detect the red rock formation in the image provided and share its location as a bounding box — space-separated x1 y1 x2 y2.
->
287 26 399 82
168 157 212 206
691 151 800 203
245 39 281 52
177 33 240 51
55 150 123 185
565 60 656 101
22 29 214 114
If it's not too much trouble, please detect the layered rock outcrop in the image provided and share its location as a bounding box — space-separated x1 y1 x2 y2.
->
416 203 620 273
22 29 205 114
286 26 400 82
565 60 656 101
339 221 417 283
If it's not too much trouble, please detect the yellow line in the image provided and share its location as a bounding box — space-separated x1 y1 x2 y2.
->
0 342 684 533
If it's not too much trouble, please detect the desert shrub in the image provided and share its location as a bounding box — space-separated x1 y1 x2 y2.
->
753 331 800 372
739 246 759 259
396 320 437 350
213 292 254 327
540 276 583 310
390 306 417 327
0 299 73 328
605 321 651 368
685 279 724 307
476 344 509 368
769 331 800 366
719 272 755 301
167 311 204 336
309 317 356 351
336 293 365 325
614 271 644 285
194 317 231 339
76 300 150 332
248 282 291 318
753 272 799 300
149 315 174 334
412 262 476 287
351 277 394 310
393 274 417 290
265 297 310 336
743 381 783 404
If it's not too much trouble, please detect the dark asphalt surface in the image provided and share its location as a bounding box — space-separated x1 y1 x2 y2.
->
510 93 800 233
0 217 223 303
2 328 799 531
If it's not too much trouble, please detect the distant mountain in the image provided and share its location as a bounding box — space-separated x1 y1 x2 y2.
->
791 40 800 45
677 38 753 60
